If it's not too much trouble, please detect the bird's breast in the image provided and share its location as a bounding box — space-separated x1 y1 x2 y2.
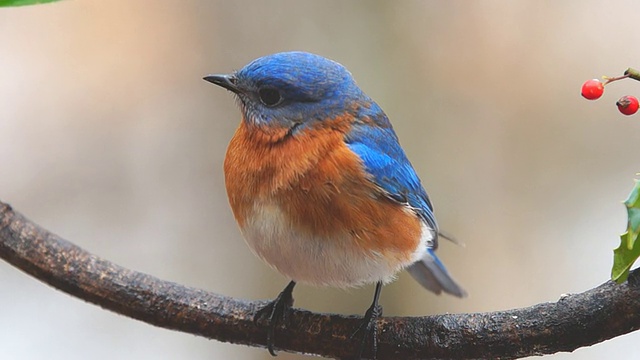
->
223 116 429 287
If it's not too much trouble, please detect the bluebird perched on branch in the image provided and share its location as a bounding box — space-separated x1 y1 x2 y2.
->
204 51 465 359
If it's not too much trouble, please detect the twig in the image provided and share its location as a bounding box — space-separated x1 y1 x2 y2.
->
1 200 640 359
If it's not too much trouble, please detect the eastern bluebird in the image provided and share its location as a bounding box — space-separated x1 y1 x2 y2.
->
204 51 465 359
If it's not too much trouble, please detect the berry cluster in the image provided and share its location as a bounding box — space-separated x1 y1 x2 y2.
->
581 68 640 116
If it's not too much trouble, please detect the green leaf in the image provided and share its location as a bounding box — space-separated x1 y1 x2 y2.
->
612 180 640 283
0 0 62 7
613 232 640 282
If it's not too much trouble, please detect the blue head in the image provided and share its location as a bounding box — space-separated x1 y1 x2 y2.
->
204 52 372 136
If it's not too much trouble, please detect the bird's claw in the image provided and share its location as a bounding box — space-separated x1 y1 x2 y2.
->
254 281 296 356
350 303 383 360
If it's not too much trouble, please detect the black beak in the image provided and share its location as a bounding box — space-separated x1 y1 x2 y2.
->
203 74 241 94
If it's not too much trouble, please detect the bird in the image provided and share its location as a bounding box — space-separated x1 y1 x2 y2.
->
204 51 465 359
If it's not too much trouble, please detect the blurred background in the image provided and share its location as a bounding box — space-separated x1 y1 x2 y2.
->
2 1 640 359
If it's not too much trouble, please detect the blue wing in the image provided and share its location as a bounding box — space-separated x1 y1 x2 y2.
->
344 105 467 297
344 107 438 234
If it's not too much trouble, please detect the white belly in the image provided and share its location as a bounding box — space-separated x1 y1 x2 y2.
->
240 202 430 288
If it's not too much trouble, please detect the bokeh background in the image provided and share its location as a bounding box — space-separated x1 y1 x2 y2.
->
2 1 640 359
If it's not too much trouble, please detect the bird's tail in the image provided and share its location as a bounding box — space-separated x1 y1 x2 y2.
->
406 249 467 297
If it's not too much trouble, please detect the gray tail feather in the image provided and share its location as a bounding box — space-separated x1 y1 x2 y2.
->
406 249 467 298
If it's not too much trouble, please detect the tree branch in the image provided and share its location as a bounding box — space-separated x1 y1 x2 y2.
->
1 200 639 359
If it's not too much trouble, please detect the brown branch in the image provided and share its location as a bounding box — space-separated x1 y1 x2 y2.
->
1 200 640 359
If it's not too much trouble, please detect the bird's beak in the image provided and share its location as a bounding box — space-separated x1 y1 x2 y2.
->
203 74 241 94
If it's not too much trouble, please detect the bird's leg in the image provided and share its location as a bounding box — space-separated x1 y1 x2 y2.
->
351 281 383 360
254 280 296 356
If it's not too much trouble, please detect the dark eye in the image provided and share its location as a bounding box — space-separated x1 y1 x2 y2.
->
258 87 283 107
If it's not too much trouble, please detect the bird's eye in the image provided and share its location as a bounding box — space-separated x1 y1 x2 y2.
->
258 87 283 107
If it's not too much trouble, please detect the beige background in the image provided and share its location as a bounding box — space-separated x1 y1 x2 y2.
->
2 1 640 359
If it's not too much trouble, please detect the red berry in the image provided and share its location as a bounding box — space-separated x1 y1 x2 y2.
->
616 95 639 115
581 79 604 100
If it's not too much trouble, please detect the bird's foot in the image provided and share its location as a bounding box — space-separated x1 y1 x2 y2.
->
350 302 383 360
254 281 296 356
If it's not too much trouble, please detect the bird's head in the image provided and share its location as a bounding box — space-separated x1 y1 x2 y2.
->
205 52 369 140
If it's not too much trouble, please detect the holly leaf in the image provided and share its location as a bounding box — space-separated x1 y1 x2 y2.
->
0 0 62 7
612 180 640 283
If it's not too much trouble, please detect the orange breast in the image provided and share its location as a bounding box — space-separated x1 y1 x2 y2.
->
224 115 422 266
